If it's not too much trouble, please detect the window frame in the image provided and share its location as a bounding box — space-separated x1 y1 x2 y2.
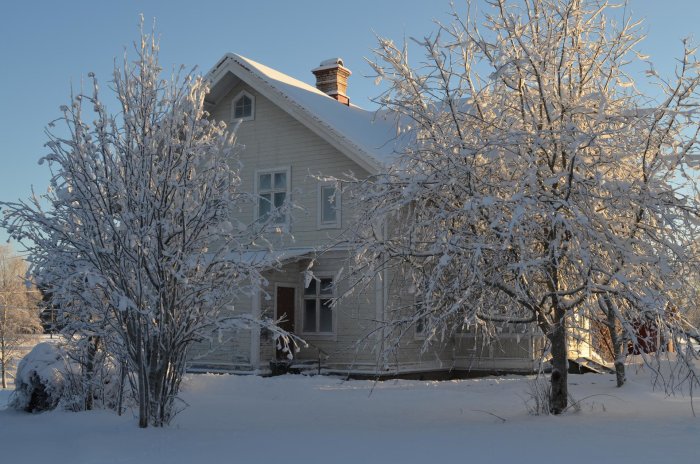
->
254 167 291 229
317 182 342 229
231 90 255 122
300 273 337 340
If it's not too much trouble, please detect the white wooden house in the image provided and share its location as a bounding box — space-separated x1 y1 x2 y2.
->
188 54 595 377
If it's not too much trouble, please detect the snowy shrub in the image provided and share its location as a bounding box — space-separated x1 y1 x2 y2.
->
10 342 71 412
0 20 293 427
9 341 126 413
524 375 581 416
59 339 127 413
523 376 552 416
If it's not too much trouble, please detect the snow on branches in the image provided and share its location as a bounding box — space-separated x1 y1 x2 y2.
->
345 0 700 414
1 21 291 427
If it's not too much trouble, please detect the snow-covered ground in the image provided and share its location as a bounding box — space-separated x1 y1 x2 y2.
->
1 365 698 463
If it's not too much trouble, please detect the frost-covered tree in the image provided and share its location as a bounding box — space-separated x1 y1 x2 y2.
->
1 22 291 426
0 245 41 389
344 0 700 414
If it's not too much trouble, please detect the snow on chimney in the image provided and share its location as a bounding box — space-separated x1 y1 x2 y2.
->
312 58 351 105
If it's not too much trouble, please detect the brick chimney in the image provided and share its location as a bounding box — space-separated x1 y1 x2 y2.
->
312 58 351 105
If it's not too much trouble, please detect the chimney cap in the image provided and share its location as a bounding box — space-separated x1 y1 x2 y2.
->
321 57 344 67
311 57 351 74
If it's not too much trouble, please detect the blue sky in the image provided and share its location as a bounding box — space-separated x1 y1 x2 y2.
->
1 0 698 246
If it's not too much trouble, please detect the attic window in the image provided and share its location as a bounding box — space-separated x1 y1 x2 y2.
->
232 90 255 121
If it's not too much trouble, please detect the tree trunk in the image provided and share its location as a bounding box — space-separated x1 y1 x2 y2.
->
117 358 126 416
136 326 149 428
147 335 170 427
549 306 568 414
84 336 99 411
138 359 148 428
613 355 626 388
148 358 164 427
603 297 626 387
1 315 6 389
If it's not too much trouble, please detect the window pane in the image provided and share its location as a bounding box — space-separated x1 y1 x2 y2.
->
304 279 317 296
258 193 271 219
242 96 251 115
274 192 286 208
416 317 425 335
320 300 333 332
235 96 252 118
320 278 333 295
259 173 271 191
273 192 286 223
303 299 317 332
274 172 286 189
234 96 252 118
321 186 337 223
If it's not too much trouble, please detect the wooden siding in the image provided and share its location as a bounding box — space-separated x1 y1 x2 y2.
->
210 82 370 250
255 251 381 370
192 78 557 375
187 296 253 371
192 82 379 373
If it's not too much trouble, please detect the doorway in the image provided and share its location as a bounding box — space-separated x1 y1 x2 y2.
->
275 286 296 360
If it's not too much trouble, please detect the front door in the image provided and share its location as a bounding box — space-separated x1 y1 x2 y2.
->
276 286 296 360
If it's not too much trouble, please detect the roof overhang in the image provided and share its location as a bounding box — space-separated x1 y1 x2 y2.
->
231 247 316 268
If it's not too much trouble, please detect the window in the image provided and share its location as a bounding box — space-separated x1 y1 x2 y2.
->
415 317 426 337
256 169 289 225
318 183 341 229
231 90 255 121
412 281 433 339
414 294 427 339
303 277 334 334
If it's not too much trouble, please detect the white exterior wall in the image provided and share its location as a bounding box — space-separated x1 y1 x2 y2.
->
191 81 381 373
191 77 554 375
210 82 370 249
379 269 543 374
187 296 253 371
254 251 381 373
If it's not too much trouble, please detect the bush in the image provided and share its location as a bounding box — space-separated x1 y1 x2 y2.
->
523 376 552 416
523 375 581 415
9 341 126 413
9 342 70 412
61 338 126 412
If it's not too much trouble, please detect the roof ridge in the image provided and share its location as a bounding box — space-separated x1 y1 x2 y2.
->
231 53 337 102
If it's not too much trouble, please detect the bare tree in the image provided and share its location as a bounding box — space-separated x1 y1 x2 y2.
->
341 0 700 414
0 245 42 389
1 21 293 426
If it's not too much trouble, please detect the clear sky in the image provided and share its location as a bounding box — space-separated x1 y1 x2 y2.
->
1 0 698 247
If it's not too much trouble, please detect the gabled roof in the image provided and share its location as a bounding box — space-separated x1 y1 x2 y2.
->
205 53 400 174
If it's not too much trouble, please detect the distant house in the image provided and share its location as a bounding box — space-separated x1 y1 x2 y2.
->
188 54 595 376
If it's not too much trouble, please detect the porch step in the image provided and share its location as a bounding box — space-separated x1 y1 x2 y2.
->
269 359 322 376
186 363 254 374
569 357 615 375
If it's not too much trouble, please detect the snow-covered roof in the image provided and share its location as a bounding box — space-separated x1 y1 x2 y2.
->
205 54 401 173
